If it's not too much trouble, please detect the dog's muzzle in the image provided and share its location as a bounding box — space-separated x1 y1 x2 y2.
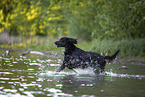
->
54 41 66 47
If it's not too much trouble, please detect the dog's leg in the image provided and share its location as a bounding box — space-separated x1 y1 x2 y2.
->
56 63 65 72
93 65 104 75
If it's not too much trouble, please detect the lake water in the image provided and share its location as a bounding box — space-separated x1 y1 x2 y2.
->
0 50 145 97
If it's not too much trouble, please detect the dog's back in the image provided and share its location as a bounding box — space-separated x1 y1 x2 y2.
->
54 37 120 74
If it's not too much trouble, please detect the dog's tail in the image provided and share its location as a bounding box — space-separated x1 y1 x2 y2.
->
104 50 120 62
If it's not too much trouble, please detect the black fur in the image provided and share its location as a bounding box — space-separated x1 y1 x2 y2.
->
54 37 120 74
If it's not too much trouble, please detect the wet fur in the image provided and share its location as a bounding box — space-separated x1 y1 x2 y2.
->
54 37 120 74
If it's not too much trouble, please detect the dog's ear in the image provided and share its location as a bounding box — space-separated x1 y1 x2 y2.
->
68 38 77 44
61 37 77 44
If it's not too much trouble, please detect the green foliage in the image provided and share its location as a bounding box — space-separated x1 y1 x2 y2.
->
0 0 66 36
63 0 145 40
0 0 144 40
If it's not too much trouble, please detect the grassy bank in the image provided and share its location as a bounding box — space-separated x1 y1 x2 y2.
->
0 36 145 57
78 38 145 57
0 36 56 52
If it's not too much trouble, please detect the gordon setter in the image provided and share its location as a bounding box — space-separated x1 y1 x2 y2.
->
54 37 120 74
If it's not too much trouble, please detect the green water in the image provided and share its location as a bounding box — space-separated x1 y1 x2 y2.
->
0 50 145 97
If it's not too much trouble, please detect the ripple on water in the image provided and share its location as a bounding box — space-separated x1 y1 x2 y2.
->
29 63 41 66
49 64 60 66
45 59 52 63
47 88 73 97
3 89 17 93
12 62 18 64
0 72 13 74
28 68 35 71
106 71 145 78
0 78 9 80
36 59 46 63
5 61 11 63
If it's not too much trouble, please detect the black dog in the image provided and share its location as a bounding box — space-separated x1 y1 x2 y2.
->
54 37 120 74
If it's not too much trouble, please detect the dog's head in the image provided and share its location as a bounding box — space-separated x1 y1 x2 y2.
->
54 37 77 47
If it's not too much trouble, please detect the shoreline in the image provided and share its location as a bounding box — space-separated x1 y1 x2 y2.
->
0 48 144 66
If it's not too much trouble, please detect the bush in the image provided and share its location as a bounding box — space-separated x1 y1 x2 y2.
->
64 0 145 40
0 0 144 41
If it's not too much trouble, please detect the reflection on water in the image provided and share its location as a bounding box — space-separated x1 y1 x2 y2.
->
0 50 145 97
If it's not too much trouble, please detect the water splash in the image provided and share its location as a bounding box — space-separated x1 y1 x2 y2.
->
74 67 96 75
106 71 145 78
30 51 44 55
39 71 77 77
39 68 145 78
74 68 145 78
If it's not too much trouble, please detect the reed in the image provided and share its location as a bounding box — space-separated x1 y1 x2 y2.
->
78 38 145 57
